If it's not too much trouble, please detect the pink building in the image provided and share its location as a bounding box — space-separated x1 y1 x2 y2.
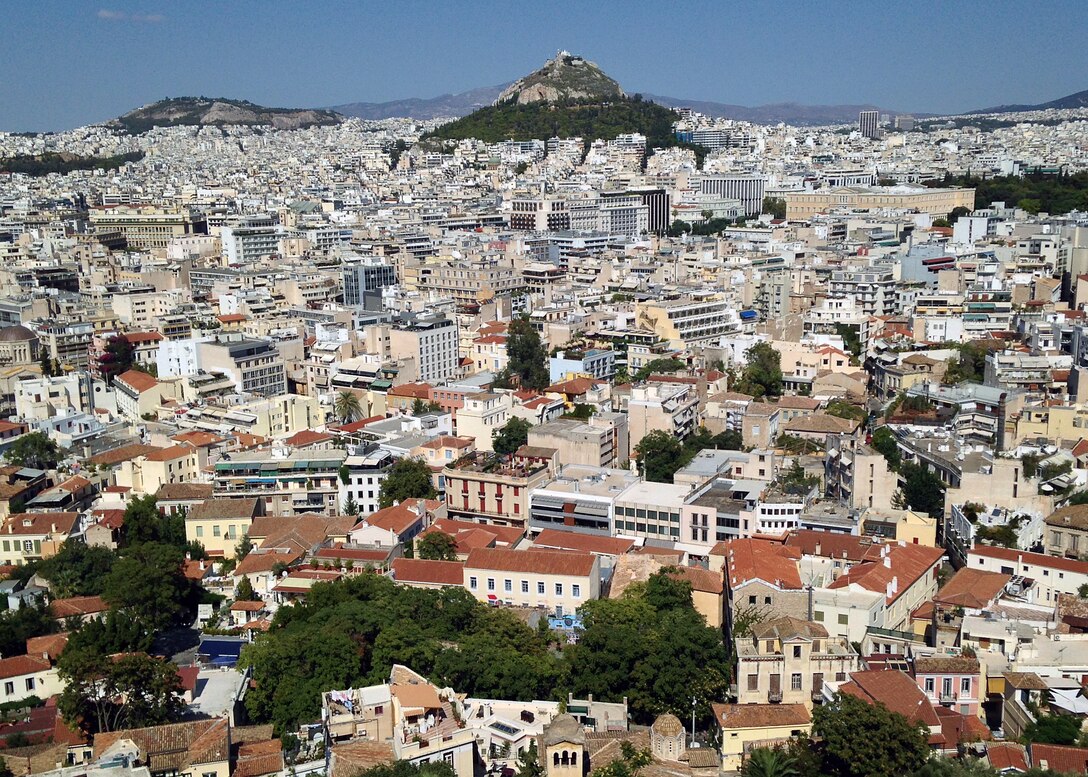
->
914 655 981 717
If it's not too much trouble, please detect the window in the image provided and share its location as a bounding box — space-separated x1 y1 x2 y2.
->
925 677 935 693
943 678 953 697
793 645 802 658
749 595 757 605
25 678 35 691
469 576 477 590
504 579 512 592
837 614 848 625
538 582 545 595
747 674 758 691
521 580 529 594
572 584 581 598
961 677 971 694
487 578 495 591
4 681 13 695
814 610 824 622
555 583 563 596
213 525 221 537
791 673 802 691
764 596 771 605
195 526 204 537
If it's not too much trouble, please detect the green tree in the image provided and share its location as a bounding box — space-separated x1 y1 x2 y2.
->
235 533 253 560
591 742 652 777
236 575 257 602
634 430 685 482
516 741 544 777
6 431 62 470
354 761 456 777
39 348 53 377
378 457 437 508
0 599 58 657
825 400 867 423
943 342 990 385
894 463 946 518
334 391 364 424
59 651 183 735
493 417 532 456
762 197 787 219
416 532 459 561
343 496 359 516
948 206 971 223
870 427 901 470
813 693 930 777
1024 713 1079 745
102 542 191 631
36 540 117 598
734 342 783 398
98 335 135 386
743 748 799 777
506 317 550 390
120 495 185 548
633 358 686 382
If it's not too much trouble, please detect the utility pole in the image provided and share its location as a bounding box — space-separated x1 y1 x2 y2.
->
690 696 697 746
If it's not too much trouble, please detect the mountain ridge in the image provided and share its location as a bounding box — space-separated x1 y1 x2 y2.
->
974 88 1088 114
110 97 342 134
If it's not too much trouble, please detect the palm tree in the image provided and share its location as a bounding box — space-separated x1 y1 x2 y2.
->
742 748 798 777
334 391 363 424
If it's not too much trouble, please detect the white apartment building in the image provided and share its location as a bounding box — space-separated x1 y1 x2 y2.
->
389 314 459 383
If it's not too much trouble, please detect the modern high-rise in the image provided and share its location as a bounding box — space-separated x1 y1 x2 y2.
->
220 214 282 265
858 110 880 139
342 257 397 307
389 313 459 383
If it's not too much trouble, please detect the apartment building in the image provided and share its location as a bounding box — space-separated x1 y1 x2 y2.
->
914 655 981 718
529 465 641 536
443 452 552 528
968 546 1088 606
220 214 282 265
612 480 690 543
735 616 858 709
342 256 397 306
628 381 699 448
456 392 512 453
527 415 629 469
116 445 202 494
824 435 898 510
184 498 262 558
389 313 459 383
463 548 600 614
213 448 347 516
549 349 617 383
196 335 287 397
636 297 738 349
337 448 395 517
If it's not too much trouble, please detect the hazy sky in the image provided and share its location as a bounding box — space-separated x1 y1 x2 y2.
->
3 0 1087 131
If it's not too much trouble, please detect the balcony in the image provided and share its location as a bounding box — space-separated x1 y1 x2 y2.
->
939 691 957 704
768 690 782 703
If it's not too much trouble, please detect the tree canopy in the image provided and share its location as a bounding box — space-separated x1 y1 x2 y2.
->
892 462 946 518
416 532 459 561
6 431 62 470
378 457 437 508
493 417 532 457
58 651 183 735
504 317 550 391
732 342 783 398
812 693 930 777
98 335 136 386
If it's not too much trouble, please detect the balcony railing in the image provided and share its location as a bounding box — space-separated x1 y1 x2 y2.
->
768 690 782 703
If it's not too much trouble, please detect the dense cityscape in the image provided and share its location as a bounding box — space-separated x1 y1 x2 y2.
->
3 7 1088 777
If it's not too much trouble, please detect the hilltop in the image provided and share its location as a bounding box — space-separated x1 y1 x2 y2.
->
496 51 624 105
975 87 1088 114
421 52 699 154
110 97 342 134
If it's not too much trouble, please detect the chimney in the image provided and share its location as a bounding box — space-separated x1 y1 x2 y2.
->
883 555 892 569
815 541 822 556
51 523 57 533
891 575 898 594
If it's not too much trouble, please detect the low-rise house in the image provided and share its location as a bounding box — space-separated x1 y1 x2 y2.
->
0 512 79 566
711 703 811 772
463 548 600 615
0 654 61 706
390 558 465 589
348 499 436 548
914 655 982 718
1043 504 1088 559
185 497 262 558
49 595 109 623
968 546 1088 606
92 718 231 777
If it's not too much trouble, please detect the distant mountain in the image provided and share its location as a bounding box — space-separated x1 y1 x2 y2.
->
974 88 1088 114
496 51 624 105
110 97 342 134
641 94 896 126
331 84 506 121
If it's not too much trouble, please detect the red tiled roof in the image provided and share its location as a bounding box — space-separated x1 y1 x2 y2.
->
116 369 159 393
711 703 810 730
970 545 1088 575
465 547 595 577
0 654 51 680
826 543 943 604
935 567 1010 609
391 558 465 586
532 528 634 557
3 512 79 536
49 595 108 618
1030 743 1088 773
723 538 803 590
986 742 1029 772
838 669 940 728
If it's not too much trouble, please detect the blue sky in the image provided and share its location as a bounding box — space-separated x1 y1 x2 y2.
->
2 0 1087 131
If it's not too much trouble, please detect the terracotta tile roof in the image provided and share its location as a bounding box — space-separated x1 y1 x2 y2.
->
284 429 334 447
170 431 225 448
826 543 943 604
189 497 259 522
672 565 723 595
122 331 163 344
0 654 51 680
784 530 883 562
56 475 91 493
935 567 1010 609
94 718 230 773
783 413 860 434
970 545 1088 575
387 382 433 399
711 703 810 729
424 518 523 550
357 501 426 536
234 740 284 777
391 558 465 586
90 444 161 468
329 741 395 777
156 482 215 501
116 369 159 393
986 742 1029 772
142 445 193 462
2 512 79 536
776 396 822 410
750 616 828 642
546 377 595 395
1045 504 1088 531
532 528 635 556
47 594 108 620
838 669 940 727
1003 672 1048 690
234 551 300 576
25 632 68 660
418 435 474 450
1030 743 1088 773
723 538 803 590
915 655 980 674
465 547 595 577
935 706 990 748
230 601 266 612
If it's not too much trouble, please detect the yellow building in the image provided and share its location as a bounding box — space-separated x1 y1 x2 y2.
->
184 497 261 558
0 512 79 565
785 186 975 220
860 507 938 547
116 445 202 495
712 703 811 772
542 714 585 777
